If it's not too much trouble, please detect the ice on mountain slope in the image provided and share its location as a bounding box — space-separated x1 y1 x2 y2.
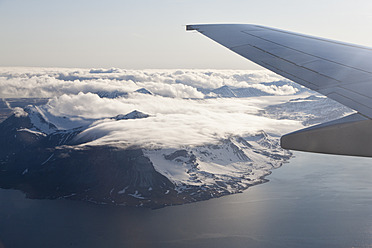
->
20 100 149 135
24 106 58 135
23 105 95 134
17 128 46 137
144 133 291 194
12 101 152 148
259 95 354 126
140 94 351 195
203 81 308 98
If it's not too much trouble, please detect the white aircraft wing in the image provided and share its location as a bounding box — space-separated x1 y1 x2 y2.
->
187 24 372 157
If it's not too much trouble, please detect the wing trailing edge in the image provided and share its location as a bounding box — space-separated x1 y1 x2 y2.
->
281 113 372 157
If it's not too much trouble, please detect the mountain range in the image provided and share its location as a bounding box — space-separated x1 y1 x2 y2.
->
0 70 352 208
0 100 291 208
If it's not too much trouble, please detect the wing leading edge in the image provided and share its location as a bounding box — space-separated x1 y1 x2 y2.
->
187 24 372 157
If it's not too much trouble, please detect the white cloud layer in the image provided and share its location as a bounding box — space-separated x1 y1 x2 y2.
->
44 92 302 148
249 83 299 95
0 67 292 99
1 67 304 148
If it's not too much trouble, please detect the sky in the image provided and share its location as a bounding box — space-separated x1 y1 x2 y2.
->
1 0 372 69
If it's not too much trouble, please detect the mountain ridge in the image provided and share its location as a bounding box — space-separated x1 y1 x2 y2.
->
0 103 291 208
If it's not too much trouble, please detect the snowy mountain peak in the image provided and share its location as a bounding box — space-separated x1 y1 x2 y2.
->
135 88 152 95
289 95 325 102
95 90 128 99
245 131 279 150
212 85 237 98
24 105 57 135
144 134 291 196
260 94 353 126
114 110 150 120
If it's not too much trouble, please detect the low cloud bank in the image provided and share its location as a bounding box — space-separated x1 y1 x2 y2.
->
1 67 304 148
44 92 302 148
0 67 299 99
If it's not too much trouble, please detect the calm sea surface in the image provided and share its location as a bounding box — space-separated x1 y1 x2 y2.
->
0 151 372 248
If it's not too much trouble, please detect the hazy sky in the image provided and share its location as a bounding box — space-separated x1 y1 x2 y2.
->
1 0 372 69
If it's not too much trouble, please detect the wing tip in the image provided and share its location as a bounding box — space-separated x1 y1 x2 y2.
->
186 25 197 31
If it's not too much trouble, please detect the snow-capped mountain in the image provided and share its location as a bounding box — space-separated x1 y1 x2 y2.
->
0 89 353 208
204 81 308 98
95 90 128 99
0 68 358 208
0 101 291 208
113 110 150 120
23 106 58 134
135 88 152 95
211 85 238 98
92 88 152 99
0 98 48 123
144 134 290 198
260 95 354 126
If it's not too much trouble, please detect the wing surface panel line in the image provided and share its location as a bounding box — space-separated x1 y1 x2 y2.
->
240 30 372 75
248 25 372 51
249 45 342 83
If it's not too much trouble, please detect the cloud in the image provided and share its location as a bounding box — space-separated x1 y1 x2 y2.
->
13 107 28 118
1 67 304 148
0 67 292 99
89 68 124 74
43 92 303 148
249 83 299 95
133 81 204 98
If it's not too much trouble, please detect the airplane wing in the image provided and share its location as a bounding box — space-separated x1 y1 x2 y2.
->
187 24 372 157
